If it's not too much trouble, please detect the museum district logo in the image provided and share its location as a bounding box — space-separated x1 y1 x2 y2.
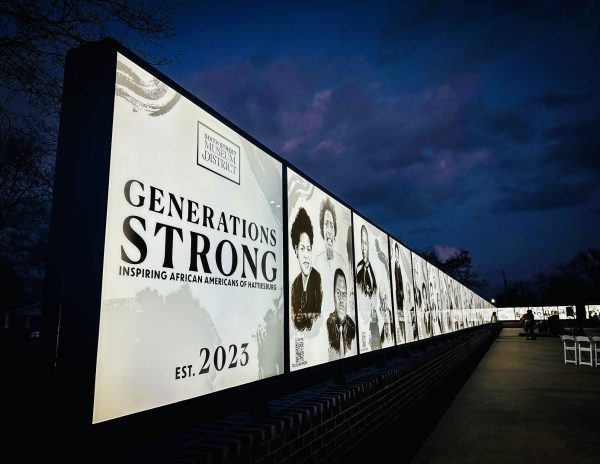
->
114 56 241 186
197 122 241 185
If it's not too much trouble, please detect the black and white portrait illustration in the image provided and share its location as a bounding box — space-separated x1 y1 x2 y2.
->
356 225 378 298
353 214 394 353
390 239 417 344
464 286 472 327
514 307 528 322
452 277 462 330
288 170 357 371
412 253 431 340
530 306 544 322
439 272 453 333
326 268 357 358
497 307 516 321
290 207 323 330
427 263 443 336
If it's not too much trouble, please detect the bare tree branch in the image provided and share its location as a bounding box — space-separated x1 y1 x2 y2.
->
0 0 178 302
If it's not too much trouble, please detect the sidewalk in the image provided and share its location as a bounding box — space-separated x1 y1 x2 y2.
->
410 328 600 464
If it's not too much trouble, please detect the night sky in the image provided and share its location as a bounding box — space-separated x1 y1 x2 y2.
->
149 0 599 297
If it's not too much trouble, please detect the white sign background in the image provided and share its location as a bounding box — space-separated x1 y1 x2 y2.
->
287 171 357 370
93 54 284 423
352 214 394 353
412 253 431 340
390 239 417 344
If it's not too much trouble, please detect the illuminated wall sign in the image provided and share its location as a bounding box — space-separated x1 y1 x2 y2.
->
543 306 558 318
390 239 418 344
529 306 544 321
459 285 468 325
412 253 431 340
556 306 567 319
457 284 467 329
92 53 284 423
352 214 394 352
49 41 499 428
514 307 528 321
439 272 453 333
427 263 443 336
497 307 516 320
287 170 357 370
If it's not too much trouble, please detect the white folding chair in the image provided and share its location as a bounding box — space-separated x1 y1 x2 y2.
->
575 336 593 367
560 335 577 365
591 336 600 367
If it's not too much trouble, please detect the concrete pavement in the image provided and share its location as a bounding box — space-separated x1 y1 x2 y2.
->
410 328 600 464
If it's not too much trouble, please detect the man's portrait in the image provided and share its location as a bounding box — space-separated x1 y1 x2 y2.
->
356 225 377 298
326 268 356 357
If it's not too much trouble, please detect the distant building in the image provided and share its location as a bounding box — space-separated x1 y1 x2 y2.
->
1 300 42 332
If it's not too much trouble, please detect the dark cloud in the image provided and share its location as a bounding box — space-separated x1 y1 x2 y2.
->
249 52 272 69
529 90 591 107
382 0 591 37
376 0 599 94
375 51 404 66
492 177 597 212
185 40 596 258
470 102 534 144
166 0 600 295
409 227 440 235
434 244 461 261
187 60 318 150
544 117 600 173
189 58 505 222
485 113 600 214
346 181 437 220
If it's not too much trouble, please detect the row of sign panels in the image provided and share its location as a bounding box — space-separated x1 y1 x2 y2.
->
89 51 492 424
287 173 494 369
496 306 600 321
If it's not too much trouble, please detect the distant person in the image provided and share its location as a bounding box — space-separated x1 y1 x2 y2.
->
490 311 499 338
326 269 356 357
524 309 536 340
356 225 377 298
290 207 322 331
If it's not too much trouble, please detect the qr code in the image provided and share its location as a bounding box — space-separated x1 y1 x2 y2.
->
295 337 305 364
361 332 367 351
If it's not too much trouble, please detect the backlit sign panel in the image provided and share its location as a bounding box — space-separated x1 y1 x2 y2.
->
93 54 284 423
353 214 394 352
287 170 357 370
412 253 431 340
390 239 418 344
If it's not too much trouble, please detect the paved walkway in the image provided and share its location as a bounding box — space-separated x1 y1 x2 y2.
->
410 328 600 464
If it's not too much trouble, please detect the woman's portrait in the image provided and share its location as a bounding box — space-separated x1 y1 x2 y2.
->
290 207 322 330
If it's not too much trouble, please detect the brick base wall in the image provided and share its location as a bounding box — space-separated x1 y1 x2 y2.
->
96 327 492 463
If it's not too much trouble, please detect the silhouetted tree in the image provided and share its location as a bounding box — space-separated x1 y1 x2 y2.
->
0 1 177 304
541 248 600 305
1 1 177 129
420 248 487 291
0 133 51 303
503 278 542 307
499 248 600 307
